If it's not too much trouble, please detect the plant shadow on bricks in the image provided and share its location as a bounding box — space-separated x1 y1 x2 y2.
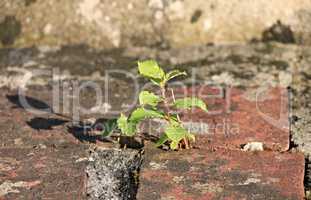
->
6 94 104 141
6 94 145 200
26 117 69 130
6 94 52 111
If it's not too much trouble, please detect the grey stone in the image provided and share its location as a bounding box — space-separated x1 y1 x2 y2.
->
86 148 143 200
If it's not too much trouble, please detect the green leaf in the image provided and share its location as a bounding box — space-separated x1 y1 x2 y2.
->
168 115 179 123
173 97 208 111
164 124 187 143
165 70 187 82
117 113 136 136
155 133 169 147
118 108 164 137
165 124 196 150
101 119 118 137
129 108 165 123
139 91 161 107
138 60 165 85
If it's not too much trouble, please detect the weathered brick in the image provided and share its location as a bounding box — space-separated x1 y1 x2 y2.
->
137 143 305 200
173 86 290 151
0 147 87 199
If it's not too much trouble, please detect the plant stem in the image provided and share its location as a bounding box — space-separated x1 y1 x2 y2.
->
170 88 190 149
184 138 190 149
170 88 181 122
161 86 171 119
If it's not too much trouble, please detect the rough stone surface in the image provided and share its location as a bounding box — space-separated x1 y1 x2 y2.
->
137 143 305 200
0 88 89 199
86 148 143 200
0 147 87 199
0 42 309 198
1 0 311 48
177 86 290 151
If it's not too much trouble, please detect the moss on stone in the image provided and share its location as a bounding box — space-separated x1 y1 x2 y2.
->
25 0 36 6
0 16 22 46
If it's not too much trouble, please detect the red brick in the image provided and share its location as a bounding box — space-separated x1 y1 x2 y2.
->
172 86 290 151
0 147 87 199
137 143 305 200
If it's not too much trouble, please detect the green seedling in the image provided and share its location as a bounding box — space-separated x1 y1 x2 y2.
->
117 60 208 150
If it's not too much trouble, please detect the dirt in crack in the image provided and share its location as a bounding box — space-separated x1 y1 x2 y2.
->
86 148 144 200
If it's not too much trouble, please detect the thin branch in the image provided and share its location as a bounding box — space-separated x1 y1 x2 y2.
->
170 88 181 122
161 86 171 119
170 88 190 149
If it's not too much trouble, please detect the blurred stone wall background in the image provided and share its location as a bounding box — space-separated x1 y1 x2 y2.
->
0 0 311 49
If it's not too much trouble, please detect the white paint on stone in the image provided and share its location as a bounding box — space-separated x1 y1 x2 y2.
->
203 19 212 32
241 178 261 185
0 181 41 196
242 142 264 151
43 23 53 35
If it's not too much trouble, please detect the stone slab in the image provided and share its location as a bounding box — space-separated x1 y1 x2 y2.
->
137 144 305 200
0 147 87 199
172 86 290 151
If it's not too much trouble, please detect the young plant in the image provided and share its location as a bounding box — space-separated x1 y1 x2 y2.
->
117 60 208 150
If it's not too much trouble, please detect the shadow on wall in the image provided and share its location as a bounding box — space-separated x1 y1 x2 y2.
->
6 94 118 143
